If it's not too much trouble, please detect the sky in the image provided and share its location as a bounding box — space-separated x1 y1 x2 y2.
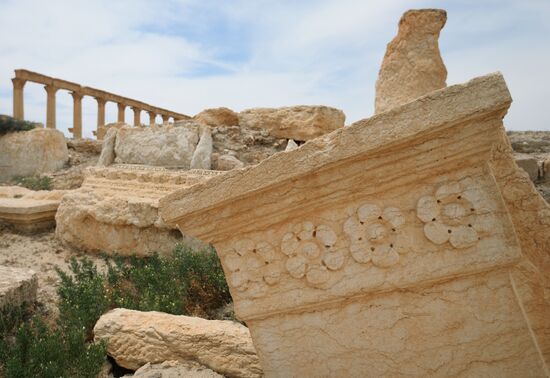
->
0 0 548 138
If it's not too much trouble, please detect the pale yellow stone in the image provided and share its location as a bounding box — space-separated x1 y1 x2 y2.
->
375 9 447 114
93 308 262 377
194 107 239 127
55 165 220 256
239 105 345 141
160 73 548 376
0 128 68 181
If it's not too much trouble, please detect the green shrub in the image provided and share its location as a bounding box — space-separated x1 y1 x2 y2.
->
0 115 36 135
13 175 53 191
105 245 231 318
0 318 106 378
55 258 109 339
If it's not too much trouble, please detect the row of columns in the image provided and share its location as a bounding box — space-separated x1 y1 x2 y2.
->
12 79 177 139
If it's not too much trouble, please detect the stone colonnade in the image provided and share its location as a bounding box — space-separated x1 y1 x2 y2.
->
11 69 191 139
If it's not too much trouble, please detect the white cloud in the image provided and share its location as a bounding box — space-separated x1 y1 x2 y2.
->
0 0 548 139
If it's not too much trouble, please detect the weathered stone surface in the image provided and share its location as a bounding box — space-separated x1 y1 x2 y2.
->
97 127 118 167
67 139 103 154
127 361 222 378
211 125 286 167
190 126 212 170
0 128 68 181
239 106 345 141
55 165 219 256
96 122 127 141
0 266 37 310
94 308 262 378
0 186 66 232
160 73 548 376
515 154 540 182
194 107 239 127
372 9 550 369
375 9 447 113
114 125 200 167
215 154 244 171
544 158 550 183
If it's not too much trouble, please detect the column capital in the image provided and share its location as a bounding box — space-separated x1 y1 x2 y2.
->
95 97 106 106
44 84 59 95
71 91 83 100
11 78 26 89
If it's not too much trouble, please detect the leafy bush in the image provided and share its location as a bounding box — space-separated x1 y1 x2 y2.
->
0 244 231 377
13 175 53 191
56 258 109 339
0 318 106 378
0 115 37 135
105 245 230 318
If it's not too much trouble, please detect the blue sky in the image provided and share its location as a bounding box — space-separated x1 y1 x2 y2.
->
0 0 548 138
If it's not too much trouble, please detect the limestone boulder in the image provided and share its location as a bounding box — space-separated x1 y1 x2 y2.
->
239 105 345 141
114 124 200 167
0 128 68 181
194 107 239 127
93 308 262 378
190 126 213 170
215 154 244 171
514 154 539 182
97 127 118 166
55 166 219 256
375 9 447 113
127 361 222 378
0 266 37 310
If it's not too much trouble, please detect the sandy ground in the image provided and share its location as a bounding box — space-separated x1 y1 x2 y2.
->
0 225 106 323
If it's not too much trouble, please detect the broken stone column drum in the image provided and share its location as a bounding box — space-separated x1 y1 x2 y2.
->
160 73 548 377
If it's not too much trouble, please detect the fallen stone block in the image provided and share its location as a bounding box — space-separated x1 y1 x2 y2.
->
0 186 66 232
94 308 262 378
515 154 540 182
0 128 68 182
239 105 345 141
194 107 239 127
160 73 548 376
55 165 220 256
0 266 37 310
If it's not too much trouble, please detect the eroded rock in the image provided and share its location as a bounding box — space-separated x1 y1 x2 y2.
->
194 107 239 127
94 308 262 378
375 9 447 113
190 126 213 170
114 124 200 167
0 128 68 181
55 165 219 256
239 106 345 141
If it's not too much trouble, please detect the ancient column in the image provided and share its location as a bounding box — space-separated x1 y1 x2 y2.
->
71 92 83 139
161 114 170 124
96 97 106 127
44 84 58 129
117 103 126 123
132 107 141 126
12 78 26 120
148 111 156 125
160 73 548 376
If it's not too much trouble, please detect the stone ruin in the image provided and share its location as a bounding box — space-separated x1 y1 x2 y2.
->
158 8 550 377
1 6 548 377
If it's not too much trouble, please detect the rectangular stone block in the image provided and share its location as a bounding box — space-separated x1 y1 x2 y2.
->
159 73 548 376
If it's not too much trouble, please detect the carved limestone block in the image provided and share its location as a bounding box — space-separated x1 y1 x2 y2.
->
160 73 547 377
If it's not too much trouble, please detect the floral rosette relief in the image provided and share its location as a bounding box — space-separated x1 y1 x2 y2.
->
281 222 345 286
223 239 281 296
343 204 406 268
417 181 480 248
